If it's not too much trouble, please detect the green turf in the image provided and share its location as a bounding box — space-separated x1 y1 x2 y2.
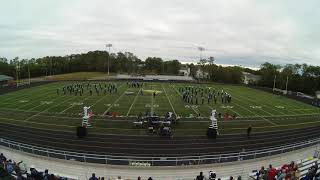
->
0 81 319 135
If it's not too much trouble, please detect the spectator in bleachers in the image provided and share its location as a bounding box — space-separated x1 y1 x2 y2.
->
268 164 277 180
314 161 319 173
147 177 153 180
43 169 50 180
50 173 59 180
293 169 301 180
6 160 14 174
116 175 123 180
237 176 241 180
89 173 98 180
209 170 216 180
13 160 24 175
0 153 6 163
276 169 286 180
137 176 141 180
196 171 205 180
229 176 234 180
256 166 268 180
315 171 320 180
16 172 27 180
29 166 43 180
247 125 252 139
305 161 318 180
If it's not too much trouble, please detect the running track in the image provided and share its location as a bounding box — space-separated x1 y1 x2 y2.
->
0 123 319 165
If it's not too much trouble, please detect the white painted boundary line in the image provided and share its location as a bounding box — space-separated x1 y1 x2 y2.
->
90 83 126 108
102 86 129 116
162 84 177 116
231 100 278 126
231 91 285 116
24 96 78 122
126 88 142 116
230 87 291 115
208 104 241 117
233 97 275 118
8 86 54 109
0 83 54 104
59 96 91 113
1 106 318 119
5 116 320 133
171 84 199 115
17 91 52 110
26 90 68 111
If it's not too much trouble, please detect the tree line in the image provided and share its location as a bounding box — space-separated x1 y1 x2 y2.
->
195 57 320 95
0 51 181 78
0 50 319 95
257 62 320 95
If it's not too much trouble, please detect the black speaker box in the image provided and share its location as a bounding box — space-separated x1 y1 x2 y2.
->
77 126 87 138
207 128 217 139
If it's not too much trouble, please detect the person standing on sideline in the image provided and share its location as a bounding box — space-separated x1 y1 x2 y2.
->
247 125 252 138
196 172 205 180
89 173 98 180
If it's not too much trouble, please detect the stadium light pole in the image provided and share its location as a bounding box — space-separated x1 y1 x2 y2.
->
273 74 276 91
28 59 31 85
285 76 289 94
197 46 205 79
15 61 20 88
106 44 112 75
197 46 205 61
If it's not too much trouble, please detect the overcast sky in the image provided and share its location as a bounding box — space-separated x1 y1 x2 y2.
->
0 0 319 68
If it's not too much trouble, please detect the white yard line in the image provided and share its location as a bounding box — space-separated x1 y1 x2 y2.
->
161 84 177 116
230 100 278 126
261 117 278 126
233 92 287 116
8 88 54 109
171 84 199 115
102 87 128 116
126 88 142 116
227 88 282 116
24 96 77 122
27 102 52 111
26 93 68 111
237 89 291 115
231 95 275 117
257 96 295 115
0 85 54 104
207 104 241 117
59 96 92 113
90 83 126 108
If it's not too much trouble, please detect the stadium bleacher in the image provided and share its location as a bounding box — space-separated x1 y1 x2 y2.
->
249 156 320 180
0 150 240 180
115 74 194 81
1 148 320 180
0 152 78 180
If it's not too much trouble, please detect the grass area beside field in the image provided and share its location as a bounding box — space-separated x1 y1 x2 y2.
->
44 72 112 81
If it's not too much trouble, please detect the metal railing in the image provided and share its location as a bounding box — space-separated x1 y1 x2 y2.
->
1 137 319 166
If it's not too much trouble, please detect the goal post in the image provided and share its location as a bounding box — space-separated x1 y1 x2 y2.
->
316 91 320 99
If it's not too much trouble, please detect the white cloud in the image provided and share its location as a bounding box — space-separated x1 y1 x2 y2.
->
0 0 319 67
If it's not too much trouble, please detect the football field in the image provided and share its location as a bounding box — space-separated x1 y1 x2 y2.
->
0 81 319 135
